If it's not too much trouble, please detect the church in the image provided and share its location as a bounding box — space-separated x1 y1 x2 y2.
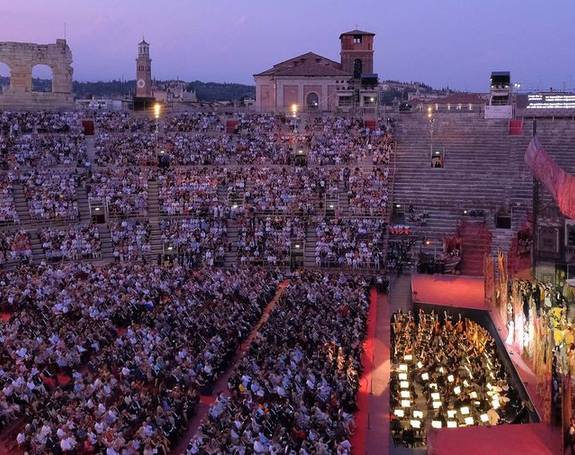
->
254 30 379 112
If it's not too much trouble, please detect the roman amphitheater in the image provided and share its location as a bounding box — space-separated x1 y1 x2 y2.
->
0 39 570 455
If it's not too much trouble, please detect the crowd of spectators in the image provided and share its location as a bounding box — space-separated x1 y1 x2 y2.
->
160 218 227 267
95 133 158 166
0 180 18 224
315 218 386 269
237 216 305 266
243 167 339 215
89 168 150 217
17 170 79 221
9 134 87 167
346 167 390 216
110 220 152 261
0 263 278 454
189 272 368 454
94 112 153 133
39 225 102 260
0 111 81 135
165 112 223 133
158 169 223 217
0 230 31 264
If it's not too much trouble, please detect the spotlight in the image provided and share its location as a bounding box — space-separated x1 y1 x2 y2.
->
431 420 442 429
464 416 474 425
480 414 489 423
447 421 458 428
394 409 405 417
398 373 408 381
460 406 470 415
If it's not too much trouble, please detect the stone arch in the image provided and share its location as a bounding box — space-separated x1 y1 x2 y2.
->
306 92 319 110
0 40 73 109
31 64 53 92
0 61 10 94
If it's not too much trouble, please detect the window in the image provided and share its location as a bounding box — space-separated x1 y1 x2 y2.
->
431 149 444 169
538 226 559 254
353 35 362 44
31 64 53 92
0 62 10 94
566 221 575 247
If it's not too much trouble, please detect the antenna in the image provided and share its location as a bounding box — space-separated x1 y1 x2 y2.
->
64 22 67 40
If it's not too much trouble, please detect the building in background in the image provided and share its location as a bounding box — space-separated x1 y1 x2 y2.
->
254 30 379 112
133 38 155 110
153 80 198 105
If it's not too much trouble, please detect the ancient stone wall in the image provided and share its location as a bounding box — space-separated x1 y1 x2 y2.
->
0 39 74 110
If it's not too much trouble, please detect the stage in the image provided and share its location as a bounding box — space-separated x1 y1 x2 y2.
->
428 422 561 455
412 274 485 310
410 274 561 455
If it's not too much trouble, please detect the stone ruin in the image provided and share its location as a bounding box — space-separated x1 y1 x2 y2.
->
0 39 74 110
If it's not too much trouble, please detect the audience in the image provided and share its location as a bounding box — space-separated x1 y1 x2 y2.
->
189 272 368 454
315 218 386 268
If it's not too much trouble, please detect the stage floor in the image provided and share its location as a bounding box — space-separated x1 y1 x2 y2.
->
411 274 485 310
428 422 561 455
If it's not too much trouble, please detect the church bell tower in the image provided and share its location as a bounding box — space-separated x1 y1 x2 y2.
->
135 39 153 98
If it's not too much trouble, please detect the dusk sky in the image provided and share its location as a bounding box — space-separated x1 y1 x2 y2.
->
1 0 574 91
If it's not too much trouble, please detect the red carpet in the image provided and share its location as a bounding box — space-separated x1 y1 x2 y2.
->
351 288 378 454
199 395 215 405
428 422 560 455
56 374 72 387
0 312 11 322
412 274 486 310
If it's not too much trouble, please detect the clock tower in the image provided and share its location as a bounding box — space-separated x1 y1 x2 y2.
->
135 39 153 98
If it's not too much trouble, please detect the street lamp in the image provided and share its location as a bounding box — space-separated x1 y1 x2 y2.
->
291 103 298 118
153 102 161 119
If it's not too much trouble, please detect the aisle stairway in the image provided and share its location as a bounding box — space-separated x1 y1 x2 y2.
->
459 222 491 276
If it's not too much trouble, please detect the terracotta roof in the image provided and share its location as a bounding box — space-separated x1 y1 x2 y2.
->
254 52 352 78
339 29 375 38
